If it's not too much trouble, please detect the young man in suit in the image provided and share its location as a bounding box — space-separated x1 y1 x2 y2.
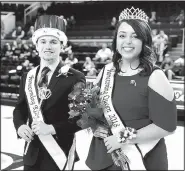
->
13 15 85 170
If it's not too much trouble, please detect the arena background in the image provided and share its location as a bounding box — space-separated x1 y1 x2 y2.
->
1 1 184 170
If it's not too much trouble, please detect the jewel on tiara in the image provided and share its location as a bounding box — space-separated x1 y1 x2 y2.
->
119 6 149 23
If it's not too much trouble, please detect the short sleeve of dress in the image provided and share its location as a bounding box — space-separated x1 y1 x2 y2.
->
148 87 177 132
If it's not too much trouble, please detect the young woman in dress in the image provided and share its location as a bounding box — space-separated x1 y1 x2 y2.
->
86 7 177 170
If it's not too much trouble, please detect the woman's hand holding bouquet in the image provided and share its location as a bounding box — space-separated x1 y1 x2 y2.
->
68 82 137 170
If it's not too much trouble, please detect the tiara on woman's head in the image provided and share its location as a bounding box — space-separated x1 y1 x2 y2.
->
119 6 149 23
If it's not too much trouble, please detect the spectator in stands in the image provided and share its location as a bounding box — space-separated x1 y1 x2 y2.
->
68 15 76 29
83 56 97 76
174 54 184 66
151 29 158 41
11 25 25 40
21 40 30 52
66 17 70 27
2 43 12 56
11 40 18 51
86 67 98 76
61 40 72 54
27 42 36 51
161 55 175 80
93 43 113 63
64 49 78 67
12 40 23 56
109 17 117 30
27 50 40 67
26 25 35 40
153 30 169 62
175 10 184 26
70 15 76 25
173 54 184 78
151 29 159 55
149 11 157 24
21 59 32 72
2 43 13 64
59 15 67 27
83 56 95 71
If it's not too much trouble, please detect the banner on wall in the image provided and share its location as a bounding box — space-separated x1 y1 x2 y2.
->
170 80 184 110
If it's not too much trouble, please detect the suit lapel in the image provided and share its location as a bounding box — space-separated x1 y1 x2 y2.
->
47 63 62 92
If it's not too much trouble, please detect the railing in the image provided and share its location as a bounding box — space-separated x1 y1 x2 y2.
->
24 2 40 25
24 2 52 25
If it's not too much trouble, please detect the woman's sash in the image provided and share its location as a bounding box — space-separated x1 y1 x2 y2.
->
100 63 160 170
25 67 75 170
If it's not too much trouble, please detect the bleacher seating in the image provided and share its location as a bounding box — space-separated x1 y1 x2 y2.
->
1 2 184 106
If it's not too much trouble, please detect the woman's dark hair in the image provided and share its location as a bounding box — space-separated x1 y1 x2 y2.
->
112 19 156 76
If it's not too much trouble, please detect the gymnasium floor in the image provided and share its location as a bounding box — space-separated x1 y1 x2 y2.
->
1 105 184 170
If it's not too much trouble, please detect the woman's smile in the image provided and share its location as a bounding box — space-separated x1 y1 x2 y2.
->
122 47 135 52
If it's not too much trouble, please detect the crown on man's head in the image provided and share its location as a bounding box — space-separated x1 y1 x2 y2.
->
119 6 149 23
32 15 67 46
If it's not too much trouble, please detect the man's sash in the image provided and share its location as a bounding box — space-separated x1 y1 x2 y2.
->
99 63 160 170
65 134 76 170
25 67 75 170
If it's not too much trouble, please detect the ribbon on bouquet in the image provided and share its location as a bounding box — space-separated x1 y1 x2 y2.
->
98 62 160 170
25 67 75 170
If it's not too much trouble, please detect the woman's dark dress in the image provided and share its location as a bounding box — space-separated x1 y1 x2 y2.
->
112 71 177 170
86 69 177 170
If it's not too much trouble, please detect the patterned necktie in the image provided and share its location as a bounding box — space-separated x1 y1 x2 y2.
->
38 67 50 88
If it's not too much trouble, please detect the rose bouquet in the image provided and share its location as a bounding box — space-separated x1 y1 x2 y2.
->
68 82 137 170
68 82 109 131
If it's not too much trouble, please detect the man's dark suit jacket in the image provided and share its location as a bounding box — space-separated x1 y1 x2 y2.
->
13 64 85 166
